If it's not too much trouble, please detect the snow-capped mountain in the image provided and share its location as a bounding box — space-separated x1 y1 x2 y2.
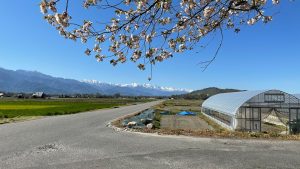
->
0 67 191 96
118 83 192 92
82 80 192 96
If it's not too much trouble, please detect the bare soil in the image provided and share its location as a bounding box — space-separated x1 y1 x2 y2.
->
160 115 214 130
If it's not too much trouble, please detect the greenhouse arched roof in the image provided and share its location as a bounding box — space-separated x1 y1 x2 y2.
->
202 90 268 116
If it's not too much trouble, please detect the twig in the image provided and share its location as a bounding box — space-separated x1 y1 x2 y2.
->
200 27 223 72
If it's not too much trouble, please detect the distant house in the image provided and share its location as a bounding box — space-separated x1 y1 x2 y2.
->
32 92 46 98
0 93 4 98
16 93 25 98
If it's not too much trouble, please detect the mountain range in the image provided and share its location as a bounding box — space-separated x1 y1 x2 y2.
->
0 67 191 96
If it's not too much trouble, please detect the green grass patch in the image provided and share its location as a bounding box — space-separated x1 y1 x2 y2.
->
0 105 61 110
0 98 152 118
153 111 162 129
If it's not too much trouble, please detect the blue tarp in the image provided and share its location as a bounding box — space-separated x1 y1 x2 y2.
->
177 111 196 116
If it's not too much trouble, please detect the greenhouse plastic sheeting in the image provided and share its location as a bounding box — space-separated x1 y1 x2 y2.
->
202 90 268 116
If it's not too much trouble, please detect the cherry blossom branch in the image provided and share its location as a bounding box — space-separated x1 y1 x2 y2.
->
39 0 280 79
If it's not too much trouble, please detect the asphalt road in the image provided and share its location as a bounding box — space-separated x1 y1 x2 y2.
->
0 101 300 169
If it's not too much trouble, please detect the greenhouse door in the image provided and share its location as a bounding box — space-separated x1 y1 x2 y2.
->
289 109 300 134
243 108 261 132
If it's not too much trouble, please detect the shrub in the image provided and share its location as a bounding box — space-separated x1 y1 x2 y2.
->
153 111 162 129
269 132 280 137
153 121 160 129
249 132 262 138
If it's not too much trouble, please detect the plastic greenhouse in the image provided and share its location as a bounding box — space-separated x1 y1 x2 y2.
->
202 90 300 133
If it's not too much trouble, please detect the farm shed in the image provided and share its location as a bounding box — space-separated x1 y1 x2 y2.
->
202 90 300 133
32 92 46 98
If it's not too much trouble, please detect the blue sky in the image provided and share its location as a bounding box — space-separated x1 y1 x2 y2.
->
0 1 299 93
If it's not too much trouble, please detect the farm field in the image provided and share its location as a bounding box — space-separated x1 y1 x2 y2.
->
152 99 221 131
0 98 153 123
160 115 214 130
153 99 203 113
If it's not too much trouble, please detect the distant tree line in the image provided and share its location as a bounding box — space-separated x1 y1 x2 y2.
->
0 92 166 99
56 93 166 99
171 93 209 100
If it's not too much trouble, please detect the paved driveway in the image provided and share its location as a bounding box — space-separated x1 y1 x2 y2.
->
0 101 300 169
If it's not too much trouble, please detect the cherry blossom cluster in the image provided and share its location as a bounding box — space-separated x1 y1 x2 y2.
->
40 0 279 74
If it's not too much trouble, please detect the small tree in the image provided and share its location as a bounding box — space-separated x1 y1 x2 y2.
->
40 0 280 78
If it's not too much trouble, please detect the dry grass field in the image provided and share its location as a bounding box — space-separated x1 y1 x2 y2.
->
153 99 203 113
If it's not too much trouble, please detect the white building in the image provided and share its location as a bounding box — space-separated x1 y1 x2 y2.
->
202 90 300 133
32 92 45 98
